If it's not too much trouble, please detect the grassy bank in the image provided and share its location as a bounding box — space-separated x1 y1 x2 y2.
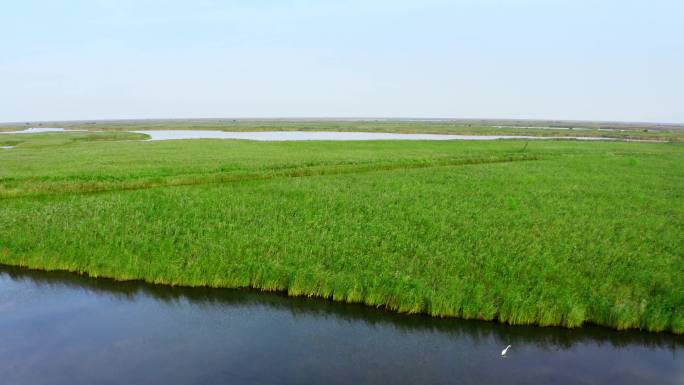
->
0 130 147 148
0 133 682 333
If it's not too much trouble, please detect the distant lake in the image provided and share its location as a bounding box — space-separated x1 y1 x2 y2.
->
0 127 655 143
133 130 612 141
0 127 78 134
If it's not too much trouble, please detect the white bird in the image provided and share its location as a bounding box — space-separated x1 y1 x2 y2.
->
501 345 511 356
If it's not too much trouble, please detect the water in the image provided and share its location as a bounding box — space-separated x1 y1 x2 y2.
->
0 127 80 134
0 265 681 385
0 128 636 142
133 130 612 142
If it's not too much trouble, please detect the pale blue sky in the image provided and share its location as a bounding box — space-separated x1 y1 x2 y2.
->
2 0 683 123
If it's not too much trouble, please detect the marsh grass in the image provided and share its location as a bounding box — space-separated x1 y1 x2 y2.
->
0 136 682 333
0 153 540 198
0 131 147 148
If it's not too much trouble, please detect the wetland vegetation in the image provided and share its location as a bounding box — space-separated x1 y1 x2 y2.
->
0 125 682 333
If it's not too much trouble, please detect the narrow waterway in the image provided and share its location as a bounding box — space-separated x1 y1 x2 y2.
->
0 266 681 385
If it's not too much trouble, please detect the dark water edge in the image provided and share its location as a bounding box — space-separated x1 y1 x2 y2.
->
0 265 682 385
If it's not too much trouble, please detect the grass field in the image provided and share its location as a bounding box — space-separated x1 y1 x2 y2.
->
0 130 682 333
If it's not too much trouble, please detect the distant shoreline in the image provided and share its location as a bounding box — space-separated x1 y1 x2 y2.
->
2 117 683 131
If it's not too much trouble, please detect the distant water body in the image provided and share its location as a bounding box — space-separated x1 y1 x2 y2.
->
132 130 613 142
0 127 81 134
1 127 645 142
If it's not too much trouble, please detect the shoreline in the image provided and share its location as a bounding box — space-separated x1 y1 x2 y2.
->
2 262 681 336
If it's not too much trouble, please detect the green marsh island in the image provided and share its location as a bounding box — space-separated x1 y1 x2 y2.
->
1 120 682 334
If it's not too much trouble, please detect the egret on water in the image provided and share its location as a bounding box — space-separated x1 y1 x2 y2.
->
501 345 511 356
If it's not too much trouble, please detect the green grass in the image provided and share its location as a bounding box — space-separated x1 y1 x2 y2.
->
0 133 682 333
0 130 147 149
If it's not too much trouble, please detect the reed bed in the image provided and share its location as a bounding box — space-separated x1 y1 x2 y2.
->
1 133 682 333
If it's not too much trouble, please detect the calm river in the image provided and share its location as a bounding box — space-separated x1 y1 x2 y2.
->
0 265 681 385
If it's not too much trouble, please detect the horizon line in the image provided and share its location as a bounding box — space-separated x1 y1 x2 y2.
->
2 116 683 127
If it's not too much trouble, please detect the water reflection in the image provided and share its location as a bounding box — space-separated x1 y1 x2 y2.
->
2 265 680 350
0 265 682 385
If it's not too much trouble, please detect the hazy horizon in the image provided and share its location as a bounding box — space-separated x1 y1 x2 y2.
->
4 116 684 126
3 1 683 123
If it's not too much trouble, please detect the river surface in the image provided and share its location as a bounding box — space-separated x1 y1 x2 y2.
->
0 266 681 385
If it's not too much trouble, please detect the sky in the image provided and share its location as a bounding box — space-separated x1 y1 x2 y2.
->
1 0 683 123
